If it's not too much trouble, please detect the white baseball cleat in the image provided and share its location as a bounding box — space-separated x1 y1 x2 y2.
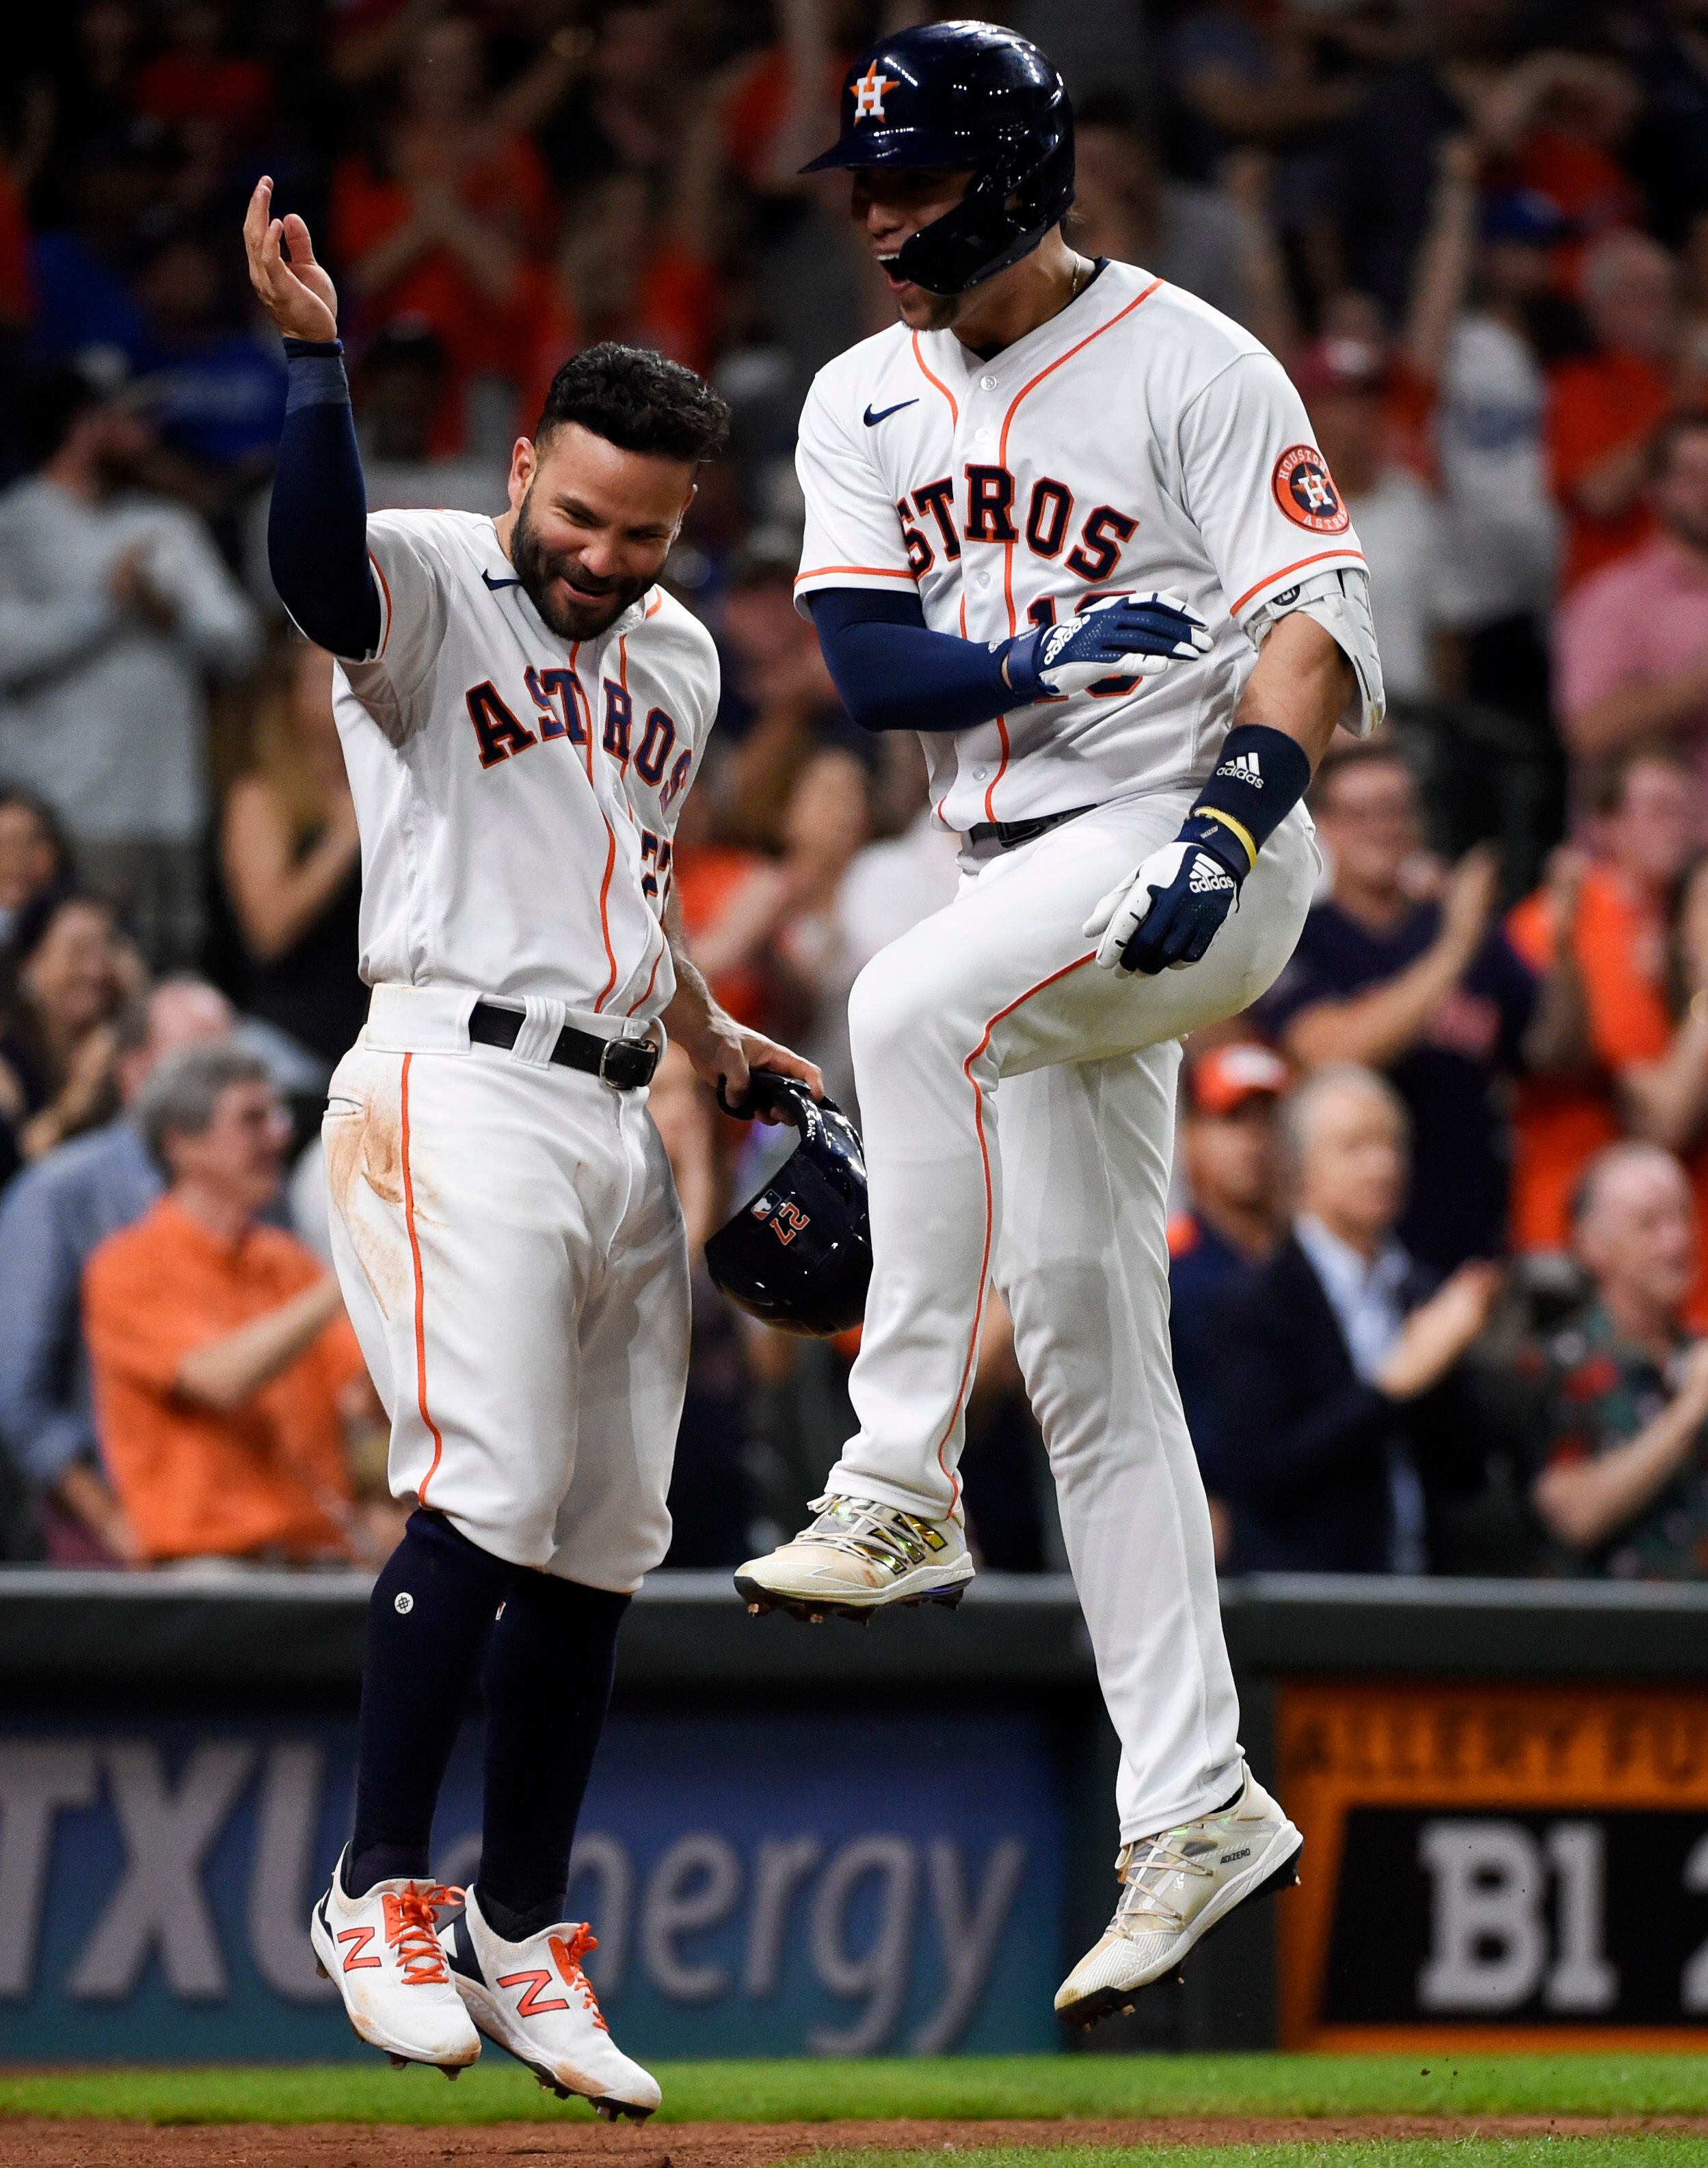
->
734 1493 974 1622
310 1849 479 2075
1054 1767 1303 2029
441 1888 660 2122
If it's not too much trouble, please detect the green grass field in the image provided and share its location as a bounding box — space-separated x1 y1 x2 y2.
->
2 2053 1707 2128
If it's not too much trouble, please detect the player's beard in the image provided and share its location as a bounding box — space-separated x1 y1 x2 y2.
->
511 489 652 640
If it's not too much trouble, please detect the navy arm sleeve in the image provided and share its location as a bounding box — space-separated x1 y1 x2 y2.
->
268 338 382 661
807 587 1014 734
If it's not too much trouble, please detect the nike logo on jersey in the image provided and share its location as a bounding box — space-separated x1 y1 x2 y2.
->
481 568 522 591
1216 751 1263 787
864 399 919 427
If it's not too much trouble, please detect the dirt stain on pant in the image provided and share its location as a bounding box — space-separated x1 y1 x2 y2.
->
325 1090 410 1316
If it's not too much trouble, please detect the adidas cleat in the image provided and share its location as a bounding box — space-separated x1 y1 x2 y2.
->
734 1493 974 1620
1054 1766 1303 2029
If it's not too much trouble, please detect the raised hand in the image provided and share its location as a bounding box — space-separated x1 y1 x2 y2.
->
244 176 340 343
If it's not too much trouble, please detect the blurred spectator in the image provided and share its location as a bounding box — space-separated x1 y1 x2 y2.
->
0 788 69 946
219 642 366 1069
0 891 135 1179
535 4 682 200
1336 0 1516 318
1556 411 1708 814
330 15 570 449
672 781 781 1033
768 748 875 1110
0 369 260 965
84 1042 370 1568
356 319 503 513
1071 96 1290 349
1547 230 1679 592
1523 1141 1708 1577
711 548 853 850
132 232 286 477
1506 751 1708 1283
1296 333 1447 704
835 738 961 979
1259 743 1532 1271
26 138 163 377
1170 1043 1289 1469
1212 1065 1499 1573
1417 176 1560 725
132 1 273 180
0 976 232 1563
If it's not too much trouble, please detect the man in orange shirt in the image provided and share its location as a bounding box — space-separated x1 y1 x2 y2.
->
1508 746 1708 1320
85 1044 368 1566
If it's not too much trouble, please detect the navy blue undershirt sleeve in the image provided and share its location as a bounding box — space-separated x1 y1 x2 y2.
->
269 338 382 661
807 587 1015 734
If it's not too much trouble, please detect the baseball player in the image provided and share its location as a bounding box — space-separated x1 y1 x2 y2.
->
243 180 818 2113
735 23 1385 2026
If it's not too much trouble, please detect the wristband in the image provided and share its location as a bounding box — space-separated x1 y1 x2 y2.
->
1190 723 1312 867
282 338 351 412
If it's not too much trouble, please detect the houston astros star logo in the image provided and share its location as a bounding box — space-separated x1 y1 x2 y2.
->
852 62 900 119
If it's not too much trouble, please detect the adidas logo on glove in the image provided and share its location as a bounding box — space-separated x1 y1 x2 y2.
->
1189 859 1237 894
1214 751 1263 788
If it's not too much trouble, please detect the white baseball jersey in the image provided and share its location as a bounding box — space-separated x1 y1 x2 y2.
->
333 509 717 1025
795 259 1367 832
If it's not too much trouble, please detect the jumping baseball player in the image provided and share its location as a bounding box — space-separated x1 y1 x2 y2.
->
243 180 818 2113
735 23 1385 2026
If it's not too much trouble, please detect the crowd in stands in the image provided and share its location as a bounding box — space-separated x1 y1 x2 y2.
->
1 0 1707 1583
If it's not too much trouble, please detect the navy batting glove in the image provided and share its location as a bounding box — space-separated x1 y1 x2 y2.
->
1083 816 1249 976
1002 591 1210 702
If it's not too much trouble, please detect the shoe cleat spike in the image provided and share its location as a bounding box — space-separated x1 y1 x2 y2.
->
387 2055 408 2070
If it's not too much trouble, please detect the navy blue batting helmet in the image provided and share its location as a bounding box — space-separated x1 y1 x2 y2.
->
705 1075 872 1337
801 20 1073 297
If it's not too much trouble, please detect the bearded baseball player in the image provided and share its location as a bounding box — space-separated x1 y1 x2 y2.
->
734 22 1385 2027
243 180 818 2113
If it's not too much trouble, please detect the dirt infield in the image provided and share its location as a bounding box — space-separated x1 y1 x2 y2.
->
8 2117 1708 2165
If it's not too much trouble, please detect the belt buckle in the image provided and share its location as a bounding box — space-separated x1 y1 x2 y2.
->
598 1036 656 1090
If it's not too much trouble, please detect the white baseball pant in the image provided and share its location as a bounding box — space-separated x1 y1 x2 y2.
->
323 984 688 1591
825 793 1320 1841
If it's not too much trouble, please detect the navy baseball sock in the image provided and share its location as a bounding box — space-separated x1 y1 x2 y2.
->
347 1509 510 1897
475 1573 630 1938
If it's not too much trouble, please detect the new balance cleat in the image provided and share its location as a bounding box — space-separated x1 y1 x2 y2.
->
310 1849 479 2074
734 1493 974 1621
442 1888 660 2122
1054 1766 1303 2028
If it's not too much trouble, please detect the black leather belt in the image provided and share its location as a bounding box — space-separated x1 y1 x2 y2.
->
965 802 1097 852
468 1000 659 1089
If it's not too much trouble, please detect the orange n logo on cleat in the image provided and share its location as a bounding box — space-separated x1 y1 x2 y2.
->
336 1927 381 1971
498 1968 572 2018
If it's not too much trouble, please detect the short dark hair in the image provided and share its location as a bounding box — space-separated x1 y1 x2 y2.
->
535 342 730 466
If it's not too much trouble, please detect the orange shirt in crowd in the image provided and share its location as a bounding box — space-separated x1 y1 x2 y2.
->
330 138 557 433
672 840 774 1030
133 50 273 140
1507 870 1708 1325
1547 349 1672 590
85 1198 364 1564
